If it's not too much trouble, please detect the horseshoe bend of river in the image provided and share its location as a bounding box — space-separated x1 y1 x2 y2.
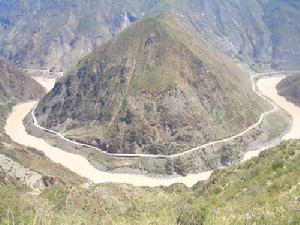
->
4 75 299 187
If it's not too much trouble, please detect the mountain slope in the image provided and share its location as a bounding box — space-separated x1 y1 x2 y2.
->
0 0 141 71
1 138 299 224
171 0 300 70
34 14 265 155
0 0 299 71
0 59 45 102
177 140 300 224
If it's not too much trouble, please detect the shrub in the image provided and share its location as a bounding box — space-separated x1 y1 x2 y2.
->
176 207 207 225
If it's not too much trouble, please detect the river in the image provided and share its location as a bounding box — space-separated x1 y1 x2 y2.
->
4 74 299 187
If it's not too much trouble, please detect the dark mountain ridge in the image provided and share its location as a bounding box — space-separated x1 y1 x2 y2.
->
0 0 299 71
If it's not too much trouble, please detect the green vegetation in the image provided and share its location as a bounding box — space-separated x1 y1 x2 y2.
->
0 94 298 224
35 13 265 156
0 90 11 104
0 96 297 225
180 141 300 224
1 2 299 224
1 134 300 224
0 173 32 225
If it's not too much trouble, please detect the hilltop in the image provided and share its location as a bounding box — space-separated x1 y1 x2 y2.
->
34 14 265 155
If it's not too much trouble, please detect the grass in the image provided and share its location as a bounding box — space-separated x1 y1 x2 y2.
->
180 141 300 224
37 13 268 156
1 126 300 224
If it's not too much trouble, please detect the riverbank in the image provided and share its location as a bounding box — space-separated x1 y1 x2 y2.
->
4 73 298 187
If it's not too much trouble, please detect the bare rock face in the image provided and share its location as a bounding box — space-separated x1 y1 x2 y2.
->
35 14 265 155
0 59 45 102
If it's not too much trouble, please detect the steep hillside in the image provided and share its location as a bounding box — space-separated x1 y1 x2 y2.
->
0 0 140 71
0 59 45 102
176 140 300 224
0 0 299 71
1 136 299 224
34 14 264 155
277 73 300 107
172 0 300 70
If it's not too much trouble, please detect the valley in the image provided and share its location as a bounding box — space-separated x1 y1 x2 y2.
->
0 1 299 224
1 69 299 224
4 71 298 187
34 15 268 157
5 100 212 187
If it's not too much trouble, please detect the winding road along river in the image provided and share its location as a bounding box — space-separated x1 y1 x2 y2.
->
4 74 300 187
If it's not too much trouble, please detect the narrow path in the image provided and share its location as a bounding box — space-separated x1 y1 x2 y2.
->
31 73 281 158
4 71 299 187
5 101 212 187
